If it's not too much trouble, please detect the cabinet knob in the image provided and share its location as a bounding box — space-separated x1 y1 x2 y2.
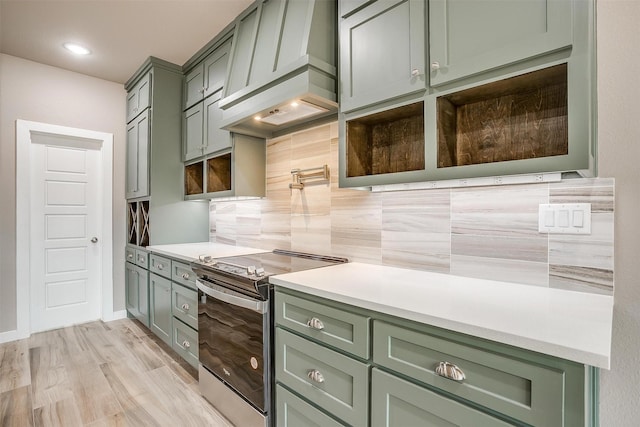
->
434 361 466 382
182 273 190 280
411 68 421 77
182 340 191 349
306 317 325 330
127 253 133 259
431 61 441 71
138 257 144 263
307 369 325 384
157 264 164 270
181 303 190 311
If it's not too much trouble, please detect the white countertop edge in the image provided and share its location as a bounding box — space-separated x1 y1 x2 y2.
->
145 242 269 262
270 264 613 369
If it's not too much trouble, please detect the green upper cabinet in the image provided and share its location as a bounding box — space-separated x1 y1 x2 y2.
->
126 72 151 123
124 57 209 244
339 0 426 113
429 0 573 87
125 109 150 199
184 38 232 110
183 93 232 162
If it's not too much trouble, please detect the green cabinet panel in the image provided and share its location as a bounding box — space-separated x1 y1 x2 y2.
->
202 94 232 156
429 0 573 87
371 368 511 427
183 103 204 161
183 94 231 162
125 261 149 327
339 0 426 112
373 320 565 426
275 328 369 427
125 246 136 264
184 64 205 111
134 248 149 268
171 260 196 290
275 384 346 427
149 273 172 346
149 254 171 279
125 110 150 199
172 318 199 369
275 291 370 359
171 282 198 330
126 72 151 124
184 38 232 110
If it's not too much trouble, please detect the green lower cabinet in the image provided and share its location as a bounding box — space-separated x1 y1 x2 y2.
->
276 384 346 427
149 273 172 346
171 282 198 330
125 261 148 327
172 318 198 369
373 320 569 426
371 368 511 427
275 328 369 427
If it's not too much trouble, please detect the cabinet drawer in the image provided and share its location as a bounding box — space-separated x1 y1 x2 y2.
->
172 260 196 290
275 291 370 359
172 282 198 330
275 328 369 427
125 246 136 264
276 384 346 427
172 318 198 369
134 249 149 268
373 320 564 426
371 368 511 427
149 254 171 279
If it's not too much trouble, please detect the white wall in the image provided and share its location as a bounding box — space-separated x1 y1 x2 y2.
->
597 1 640 424
0 54 126 333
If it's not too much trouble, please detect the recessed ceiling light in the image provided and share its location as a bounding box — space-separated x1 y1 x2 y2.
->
63 43 91 55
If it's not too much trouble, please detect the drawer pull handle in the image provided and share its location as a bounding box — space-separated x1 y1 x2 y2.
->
182 273 190 280
307 369 324 384
181 303 190 311
435 361 466 382
182 340 191 349
306 317 325 330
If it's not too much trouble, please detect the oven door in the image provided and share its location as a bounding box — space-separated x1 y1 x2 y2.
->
197 279 268 412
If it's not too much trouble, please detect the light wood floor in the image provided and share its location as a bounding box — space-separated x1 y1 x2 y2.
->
0 319 233 427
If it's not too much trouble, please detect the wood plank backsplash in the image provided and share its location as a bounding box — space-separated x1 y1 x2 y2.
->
209 122 614 296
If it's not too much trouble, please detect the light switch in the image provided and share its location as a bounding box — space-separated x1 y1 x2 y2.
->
544 210 555 227
539 203 591 234
573 210 584 228
558 210 570 227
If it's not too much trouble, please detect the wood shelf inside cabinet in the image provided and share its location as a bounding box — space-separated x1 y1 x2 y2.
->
185 162 204 196
207 154 232 193
437 63 568 169
346 101 425 177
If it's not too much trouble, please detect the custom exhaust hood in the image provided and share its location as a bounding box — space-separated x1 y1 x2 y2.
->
218 0 337 138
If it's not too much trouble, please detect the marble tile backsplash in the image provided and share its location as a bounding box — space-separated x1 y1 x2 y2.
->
210 122 615 296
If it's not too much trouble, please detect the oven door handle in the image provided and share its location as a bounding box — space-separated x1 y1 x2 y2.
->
197 280 267 314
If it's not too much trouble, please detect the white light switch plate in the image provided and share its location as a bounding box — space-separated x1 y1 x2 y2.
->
538 203 592 234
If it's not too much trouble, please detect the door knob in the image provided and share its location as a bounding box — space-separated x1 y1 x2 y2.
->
91 237 98 243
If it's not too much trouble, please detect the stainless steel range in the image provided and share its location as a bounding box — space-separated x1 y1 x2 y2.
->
191 250 348 427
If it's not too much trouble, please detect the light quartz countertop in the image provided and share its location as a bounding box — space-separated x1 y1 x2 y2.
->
145 242 269 263
270 262 613 369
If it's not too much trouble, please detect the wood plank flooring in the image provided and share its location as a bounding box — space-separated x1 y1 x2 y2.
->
0 319 233 427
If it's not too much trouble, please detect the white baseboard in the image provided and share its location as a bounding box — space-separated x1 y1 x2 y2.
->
103 310 128 322
0 328 30 344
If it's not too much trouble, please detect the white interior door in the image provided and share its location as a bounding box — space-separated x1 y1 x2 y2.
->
30 134 102 332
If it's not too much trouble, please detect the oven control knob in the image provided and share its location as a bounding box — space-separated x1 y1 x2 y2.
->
247 265 256 275
255 267 265 277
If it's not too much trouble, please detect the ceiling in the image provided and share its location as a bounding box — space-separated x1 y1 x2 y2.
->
0 0 254 84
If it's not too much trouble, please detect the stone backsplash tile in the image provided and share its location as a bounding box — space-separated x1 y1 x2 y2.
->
208 121 615 295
